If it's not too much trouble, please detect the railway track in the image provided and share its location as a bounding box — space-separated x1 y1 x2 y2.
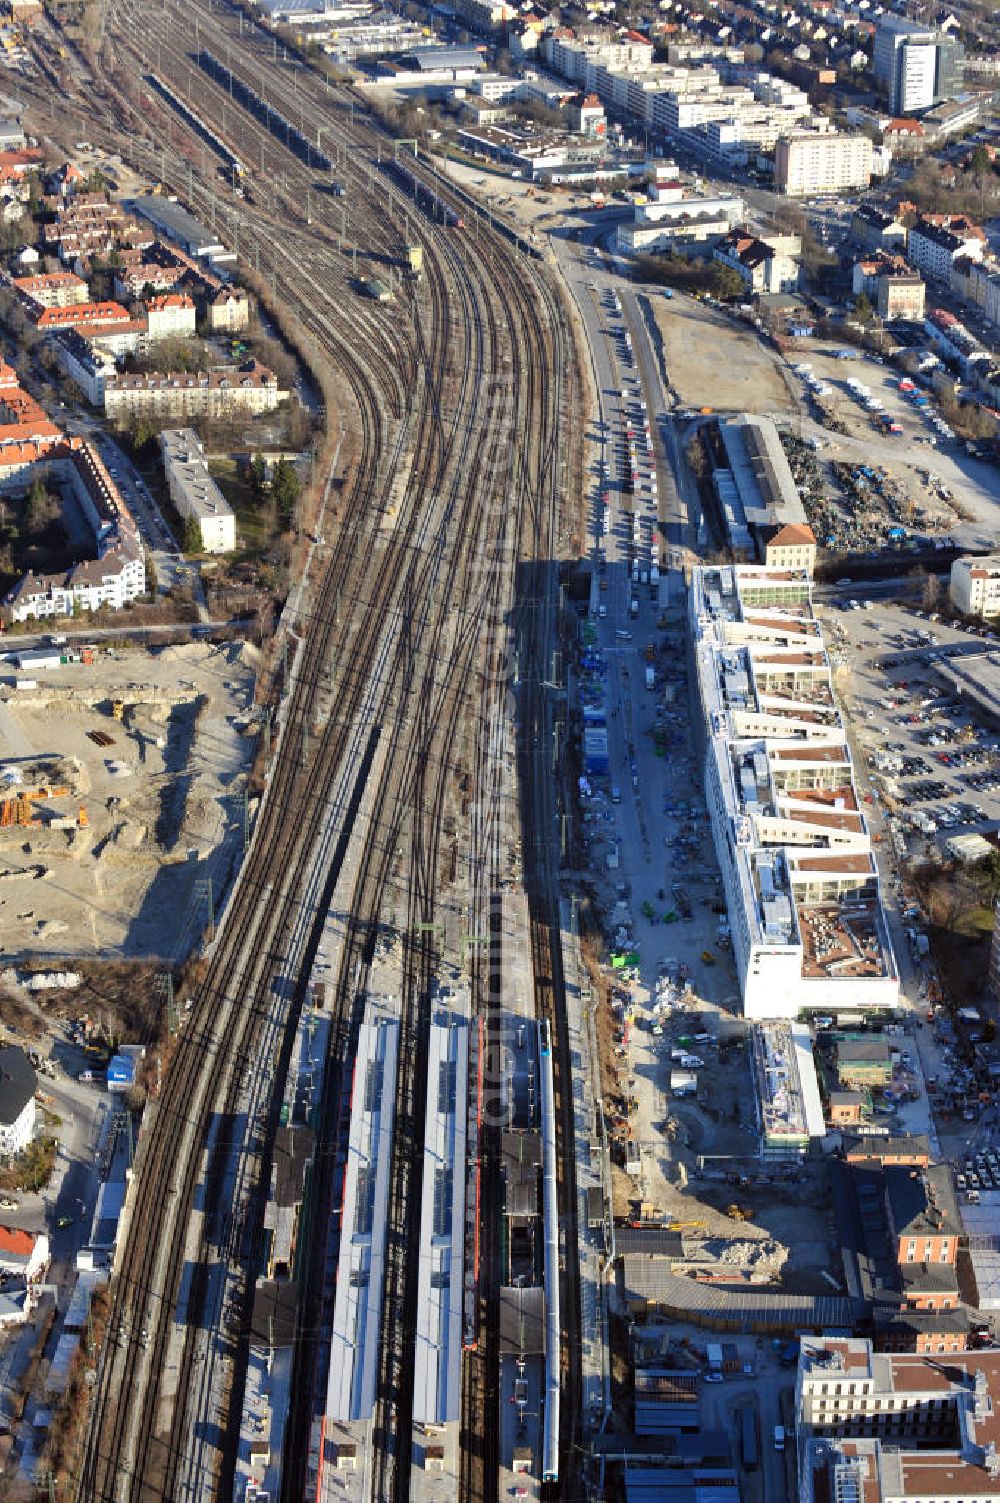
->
23 4 583 1498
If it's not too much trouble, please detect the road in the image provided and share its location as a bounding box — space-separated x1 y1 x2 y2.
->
549 223 697 564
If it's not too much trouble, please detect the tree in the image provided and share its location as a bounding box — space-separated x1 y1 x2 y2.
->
182 514 202 554
853 293 874 324
977 849 1000 906
144 549 157 597
711 263 745 302
131 418 157 455
249 453 267 496
26 476 50 530
921 572 941 611
271 459 300 525
969 144 992 181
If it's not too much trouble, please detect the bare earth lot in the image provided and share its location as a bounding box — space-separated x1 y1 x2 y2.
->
0 641 259 959
650 296 795 415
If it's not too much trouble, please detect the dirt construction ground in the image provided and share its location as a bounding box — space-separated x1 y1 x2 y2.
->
0 641 259 959
649 296 797 416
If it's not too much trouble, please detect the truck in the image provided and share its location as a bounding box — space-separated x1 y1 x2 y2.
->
630 597 639 618
773 1424 785 1451
670 1069 697 1096
645 665 656 691
741 1408 758 1471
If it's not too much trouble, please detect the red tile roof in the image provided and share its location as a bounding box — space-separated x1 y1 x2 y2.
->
769 523 817 548
0 1226 35 1257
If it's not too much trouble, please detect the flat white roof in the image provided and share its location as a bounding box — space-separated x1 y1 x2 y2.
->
413 1014 468 1426
325 1014 399 1423
691 563 897 998
791 1022 827 1139
160 428 234 523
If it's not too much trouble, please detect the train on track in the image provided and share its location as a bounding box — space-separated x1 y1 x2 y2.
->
538 1017 560 1485
198 49 333 173
146 71 247 186
383 156 464 228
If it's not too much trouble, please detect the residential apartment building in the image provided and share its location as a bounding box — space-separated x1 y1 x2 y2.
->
853 255 926 321
796 1341 1000 1503
713 228 801 295
207 286 250 332
850 205 909 255
950 554 1000 618
0 1044 35 1156
30 299 133 335
160 428 235 553
543 32 655 85
41 198 153 263
51 329 117 406
9 270 89 308
774 131 873 196
144 292 196 339
690 562 897 1020
541 32 820 170
953 256 1000 327
877 273 925 321
907 218 984 281
2 436 146 623
103 360 283 426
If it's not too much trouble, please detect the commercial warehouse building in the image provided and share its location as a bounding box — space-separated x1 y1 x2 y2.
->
690 565 898 1020
713 415 817 570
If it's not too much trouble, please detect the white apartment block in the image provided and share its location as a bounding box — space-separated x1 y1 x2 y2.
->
52 331 117 406
950 555 1000 619
691 565 898 1021
541 36 818 166
774 131 874 196
160 428 235 553
144 294 197 340
543 34 654 84
3 441 146 623
956 258 1000 327
0 1045 35 1156
908 222 983 281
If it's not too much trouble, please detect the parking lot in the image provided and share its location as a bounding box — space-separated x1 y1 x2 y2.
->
819 595 1000 853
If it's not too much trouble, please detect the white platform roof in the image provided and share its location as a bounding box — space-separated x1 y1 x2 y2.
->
413 1014 468 1426
325 1015 399 1423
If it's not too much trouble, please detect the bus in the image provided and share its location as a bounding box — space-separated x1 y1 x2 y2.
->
741 1408 758 1471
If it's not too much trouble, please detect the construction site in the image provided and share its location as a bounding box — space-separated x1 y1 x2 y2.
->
0 640 259 959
